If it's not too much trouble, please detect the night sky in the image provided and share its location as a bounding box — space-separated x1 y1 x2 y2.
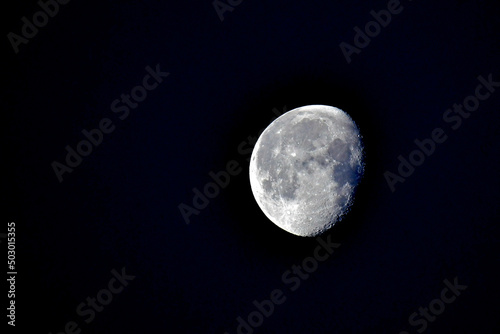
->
3 0 500 333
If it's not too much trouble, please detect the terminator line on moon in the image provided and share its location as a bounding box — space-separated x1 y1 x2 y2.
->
249 105 364 237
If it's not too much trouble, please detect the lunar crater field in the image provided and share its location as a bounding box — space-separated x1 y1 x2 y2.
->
250 105 364 237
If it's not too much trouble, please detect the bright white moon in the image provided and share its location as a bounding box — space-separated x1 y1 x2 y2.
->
249 105 364 237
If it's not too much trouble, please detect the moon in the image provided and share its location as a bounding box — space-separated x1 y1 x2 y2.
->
249 105 364 237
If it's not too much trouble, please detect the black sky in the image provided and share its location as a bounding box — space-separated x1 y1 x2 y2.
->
3 0 500 333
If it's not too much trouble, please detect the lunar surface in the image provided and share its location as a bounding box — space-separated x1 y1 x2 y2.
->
249 105 364 237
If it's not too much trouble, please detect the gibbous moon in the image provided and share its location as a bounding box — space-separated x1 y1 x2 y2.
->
249 105 364 237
